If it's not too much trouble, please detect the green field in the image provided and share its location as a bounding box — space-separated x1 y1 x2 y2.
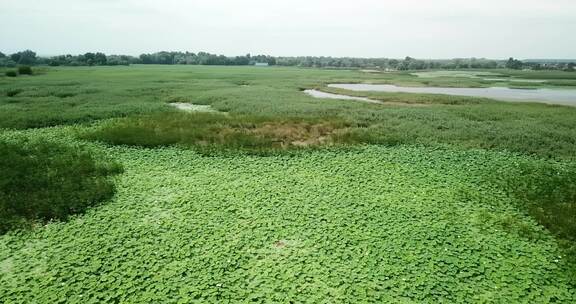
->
1 66 575 302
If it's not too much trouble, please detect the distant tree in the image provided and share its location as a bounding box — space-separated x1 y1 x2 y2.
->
205 55 228 65
75 54 86 64
10 50 37 65
0 56 16 67
408 59 427 70
505 57 523 70
482 60 498 69
398 56 415 70
80 52 106 66
124 55 141 65
173 53 187 64
139 53 153 64
48 55 67 66
94 52 107 65
83 52 95 65
232 55 250 65
107 55 129 66
0 52 5 58
565 62 575 72
16 49 567 71
530 63 543 70
183 52 198 64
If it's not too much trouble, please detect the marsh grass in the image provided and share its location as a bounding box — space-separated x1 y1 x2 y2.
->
319 86 486 105
0 139 122 233
82 112 353 154
2 66 575 158
506 163 576 244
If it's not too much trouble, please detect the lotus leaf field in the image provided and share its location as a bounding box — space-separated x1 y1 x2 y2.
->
1 66 575 302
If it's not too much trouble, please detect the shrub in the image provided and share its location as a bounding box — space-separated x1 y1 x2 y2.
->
0 140 123 233
17 65 33 75
5 71 17 77
53 91 77 98
5 88 23 97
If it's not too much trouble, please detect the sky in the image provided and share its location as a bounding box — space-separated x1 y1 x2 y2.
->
1 0 575 59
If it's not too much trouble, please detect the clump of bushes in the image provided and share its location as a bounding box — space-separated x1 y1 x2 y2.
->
0 140 123 233
5 88 22 97
5 71 17 77
53 91 77 98
18 65 33 75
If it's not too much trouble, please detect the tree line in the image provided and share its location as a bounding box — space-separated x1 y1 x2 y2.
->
0 50 574 71
0 50 139 67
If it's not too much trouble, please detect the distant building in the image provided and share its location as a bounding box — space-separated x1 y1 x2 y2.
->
254 62 269 66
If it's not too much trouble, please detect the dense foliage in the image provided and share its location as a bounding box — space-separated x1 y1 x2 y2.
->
139 52 277 66
0 139 122 233
17 66 32 75
9 50 37 65
47 53 138 66
1 49 574 70
0 139 574 302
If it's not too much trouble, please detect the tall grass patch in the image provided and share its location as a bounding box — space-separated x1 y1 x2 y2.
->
0 139 122 233
503 162 576 249
17 66 33 75
81 112 354 154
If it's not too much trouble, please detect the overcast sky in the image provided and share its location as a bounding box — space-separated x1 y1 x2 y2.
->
1 0 574 59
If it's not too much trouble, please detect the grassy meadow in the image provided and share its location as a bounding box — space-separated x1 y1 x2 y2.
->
1 65 575 302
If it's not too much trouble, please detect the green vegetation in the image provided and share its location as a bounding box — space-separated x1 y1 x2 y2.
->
5 88 22 97
17 65 32 75
2 49 575 71
0 138 122 233
506 57 524 70
8 50 37 65
503 162 576 245
0 135 574 302
82 112 352 154
0 65 575 302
